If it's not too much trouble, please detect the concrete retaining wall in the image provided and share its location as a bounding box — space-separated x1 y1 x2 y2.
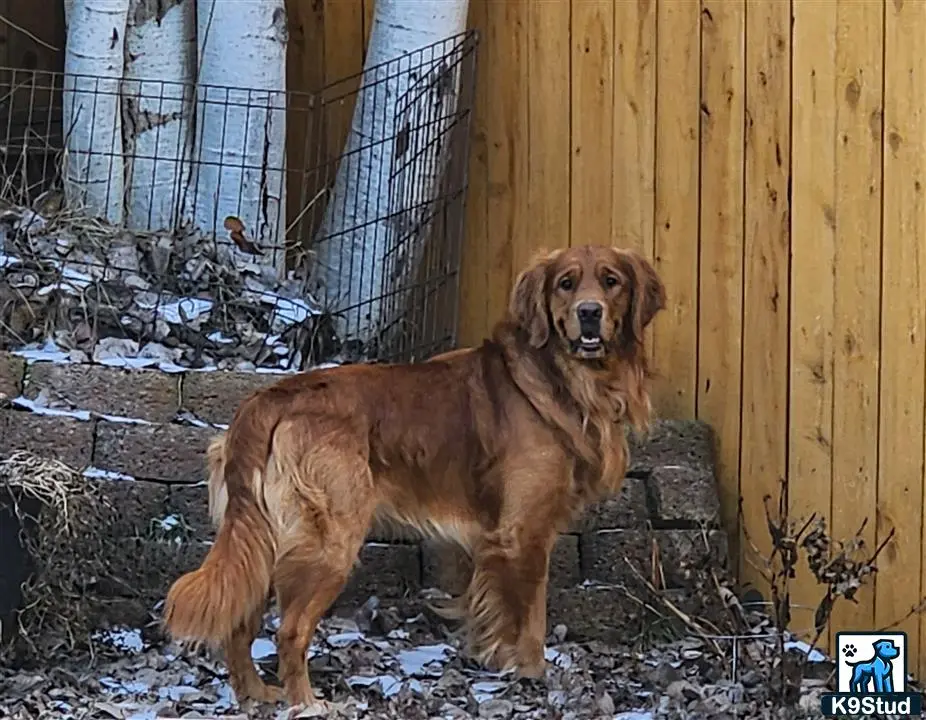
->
0 353 727 639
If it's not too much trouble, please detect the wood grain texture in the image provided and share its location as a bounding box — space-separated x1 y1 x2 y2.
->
830 0 882 639
285 0 327 248
612 0 655 256
697 0 744 571
653 0 700 419
485 0 528 326
527 0 571 266
879 0 926 672
612 0 657 370
739 0 791 588
457 0 491 347
322 0 364 178
788 0 837 647
611 0 656 259
571 0 614 247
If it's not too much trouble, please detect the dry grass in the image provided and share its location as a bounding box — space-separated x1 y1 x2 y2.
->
0 450 116 663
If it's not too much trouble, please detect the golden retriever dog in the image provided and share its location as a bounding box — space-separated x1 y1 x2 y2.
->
163 244 666 713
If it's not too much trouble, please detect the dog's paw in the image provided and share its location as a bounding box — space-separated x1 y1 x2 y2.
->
844 643 857 658
287 699 341 718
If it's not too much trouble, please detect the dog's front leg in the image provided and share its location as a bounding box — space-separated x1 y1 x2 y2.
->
513 546 553 679
465 525 557 678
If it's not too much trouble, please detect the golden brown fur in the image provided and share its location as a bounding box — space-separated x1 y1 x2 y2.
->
163 244 666 712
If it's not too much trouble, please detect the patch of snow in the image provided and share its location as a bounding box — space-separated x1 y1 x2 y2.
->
98 412 152 426
327 631 366 648
346 674 402 697
83 466 136 482
207 330 237 345
396 643 454 677
94 627 145 654
36 266 94 296
784 639 827 662
251 637 277 660
614 712 654 720
545 646 573 670
156 296 214 324
0 253 20 268
158 685 201 702
154 514 181 532
209 678 236 708
257 291 318 325
12 339 71 363
99 676 150 695
471 680 509 703
11 395 91 421
11 394 155 427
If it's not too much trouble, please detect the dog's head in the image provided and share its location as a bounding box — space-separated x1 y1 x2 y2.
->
873 639 900 660
508 245 666 361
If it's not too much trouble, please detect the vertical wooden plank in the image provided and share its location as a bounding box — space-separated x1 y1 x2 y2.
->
788 0 837 645
526 0 571 266
653 0 700 419
571 0 613 247
484 0 528 323
829 0 883 640
880 0 926 674
458 0 491 346
323 0 364 179
285 0 327 247
612 0 656 255
739 0 790 589
697 0 745 569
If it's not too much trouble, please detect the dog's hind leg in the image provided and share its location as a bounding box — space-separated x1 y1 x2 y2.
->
270 431 377 711
224 607 282 704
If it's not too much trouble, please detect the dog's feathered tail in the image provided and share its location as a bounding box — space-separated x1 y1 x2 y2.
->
163 411 278 645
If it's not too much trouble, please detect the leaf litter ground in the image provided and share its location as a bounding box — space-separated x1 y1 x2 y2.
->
0 591 863 720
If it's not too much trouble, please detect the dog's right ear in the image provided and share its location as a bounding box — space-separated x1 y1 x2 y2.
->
509 249 559 348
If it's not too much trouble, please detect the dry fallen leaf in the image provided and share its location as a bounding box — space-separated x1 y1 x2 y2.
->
224 215 264 256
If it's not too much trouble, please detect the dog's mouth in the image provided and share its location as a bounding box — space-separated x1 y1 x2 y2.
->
569 334 605 358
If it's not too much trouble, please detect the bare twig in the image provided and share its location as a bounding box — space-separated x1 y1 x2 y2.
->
0 13 60 52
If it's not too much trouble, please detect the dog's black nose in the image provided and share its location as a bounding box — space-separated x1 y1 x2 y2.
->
577 302 603 325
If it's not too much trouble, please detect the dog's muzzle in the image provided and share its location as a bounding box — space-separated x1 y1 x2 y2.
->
575 302 604 352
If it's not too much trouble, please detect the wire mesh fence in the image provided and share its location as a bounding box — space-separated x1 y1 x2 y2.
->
0 31 478 372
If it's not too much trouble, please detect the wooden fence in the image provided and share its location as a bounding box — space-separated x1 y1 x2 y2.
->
371 0 921 674
11 0 926 677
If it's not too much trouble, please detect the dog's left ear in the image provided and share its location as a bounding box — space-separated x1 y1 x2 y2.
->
614 248 666 346
509 249 560 347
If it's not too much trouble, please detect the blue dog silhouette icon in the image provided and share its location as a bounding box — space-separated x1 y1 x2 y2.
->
846 638 900 694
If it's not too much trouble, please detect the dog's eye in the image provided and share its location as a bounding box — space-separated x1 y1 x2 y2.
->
558 276 574 291
604 275 619 288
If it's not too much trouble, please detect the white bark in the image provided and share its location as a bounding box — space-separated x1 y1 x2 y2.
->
190 0 288 276
122 0 196 232
312 0 469 354
63 0 129 224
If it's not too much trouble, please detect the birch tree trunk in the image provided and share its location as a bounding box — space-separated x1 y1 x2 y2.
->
190 0 288 277
122 0 196 232
311 0 469 357
63 0 129 224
